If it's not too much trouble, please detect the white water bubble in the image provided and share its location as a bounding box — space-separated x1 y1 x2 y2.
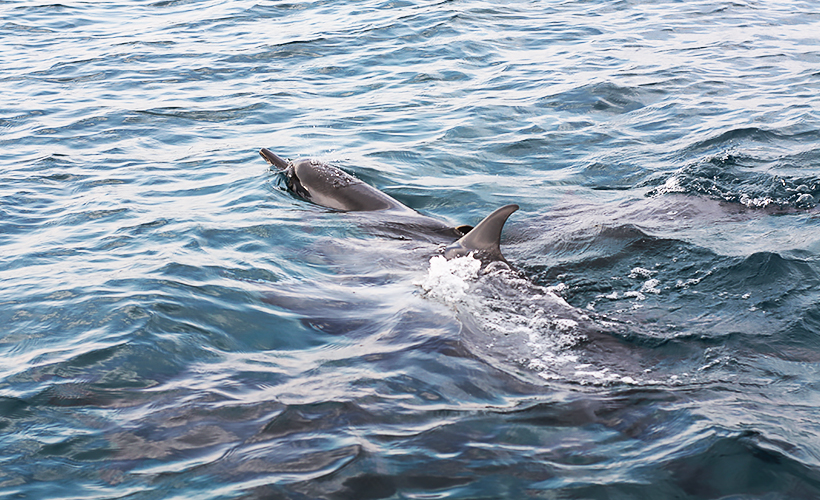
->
629 267 656 279
415 254 481 303
417 254 657 387
656 175 686 195
640 278 661 294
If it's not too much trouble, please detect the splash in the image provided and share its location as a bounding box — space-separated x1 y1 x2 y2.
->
415 254 482 303
417 254 593 380
417 256 673 386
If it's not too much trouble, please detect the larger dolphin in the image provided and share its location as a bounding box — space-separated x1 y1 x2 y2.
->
259 148 518 263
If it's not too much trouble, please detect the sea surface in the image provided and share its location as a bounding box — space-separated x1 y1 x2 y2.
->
3 0 820 498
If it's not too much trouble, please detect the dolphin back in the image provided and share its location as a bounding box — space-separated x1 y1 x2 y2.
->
444 204 518 263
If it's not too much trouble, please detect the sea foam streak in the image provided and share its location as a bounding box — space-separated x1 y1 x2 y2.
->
417 255 587 380
416 255 672 386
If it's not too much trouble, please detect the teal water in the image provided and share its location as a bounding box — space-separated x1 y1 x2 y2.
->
3 0 820 498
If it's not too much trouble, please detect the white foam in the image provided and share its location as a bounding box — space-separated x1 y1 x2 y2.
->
640 278 661 294
739 193 775 208
418 255 586 374
416 255 662 387
415 254 481 303
629 267 656 279
655 175 686 195
675 269 711 289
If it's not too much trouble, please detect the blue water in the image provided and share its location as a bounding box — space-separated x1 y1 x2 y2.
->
3 0 820 498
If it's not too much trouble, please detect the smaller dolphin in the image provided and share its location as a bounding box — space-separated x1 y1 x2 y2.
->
259 148 518 263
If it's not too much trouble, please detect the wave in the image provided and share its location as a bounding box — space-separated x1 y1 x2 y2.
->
649 149 820 210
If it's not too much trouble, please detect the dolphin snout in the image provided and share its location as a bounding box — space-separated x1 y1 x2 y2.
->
260 148 290 170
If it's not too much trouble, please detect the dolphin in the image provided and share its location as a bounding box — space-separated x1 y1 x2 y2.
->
259 148 518 263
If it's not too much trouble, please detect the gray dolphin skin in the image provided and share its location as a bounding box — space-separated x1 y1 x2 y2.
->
260 148 405 212
443 204 518 263
259 148 518 263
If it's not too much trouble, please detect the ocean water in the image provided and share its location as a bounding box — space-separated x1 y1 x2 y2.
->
3 0 820 498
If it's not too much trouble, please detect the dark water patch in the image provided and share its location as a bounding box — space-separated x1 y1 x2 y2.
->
148 0 213 9
582 159 654 190
118 217 172 236
761 304 820 362
58 207 130 226
237 446 367 498
708 251 820 292
258 400 370 439
538 82 659 116
663 431 820 499
529 223 703 277
136 103 268 123
68 342 133 376
38 434 113 462
262 37 334 61
14 337 184 391
520 215 814 349
1 21 57 34
332 472 473 500
299 316 385 338
503 388 684 437
684 127 820 158
403 68 470 85
39 382 137 410
492 136 554 159
0 397 31 427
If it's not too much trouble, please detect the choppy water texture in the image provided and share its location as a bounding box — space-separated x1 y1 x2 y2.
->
3 0 820 498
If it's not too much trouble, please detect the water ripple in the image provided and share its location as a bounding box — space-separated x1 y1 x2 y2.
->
3 0 820 498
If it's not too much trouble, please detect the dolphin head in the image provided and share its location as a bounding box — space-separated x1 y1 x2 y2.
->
259 148 312 200
286 158 367 210
261 149 393 211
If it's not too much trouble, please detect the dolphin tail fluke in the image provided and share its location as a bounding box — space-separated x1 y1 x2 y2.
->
259 148 290 170
444 204 518 263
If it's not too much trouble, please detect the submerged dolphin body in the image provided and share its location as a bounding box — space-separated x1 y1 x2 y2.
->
259 150 663 385
259 148 518 263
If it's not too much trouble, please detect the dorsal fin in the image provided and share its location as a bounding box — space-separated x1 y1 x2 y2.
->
259 148 290 170
444 204 518 262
